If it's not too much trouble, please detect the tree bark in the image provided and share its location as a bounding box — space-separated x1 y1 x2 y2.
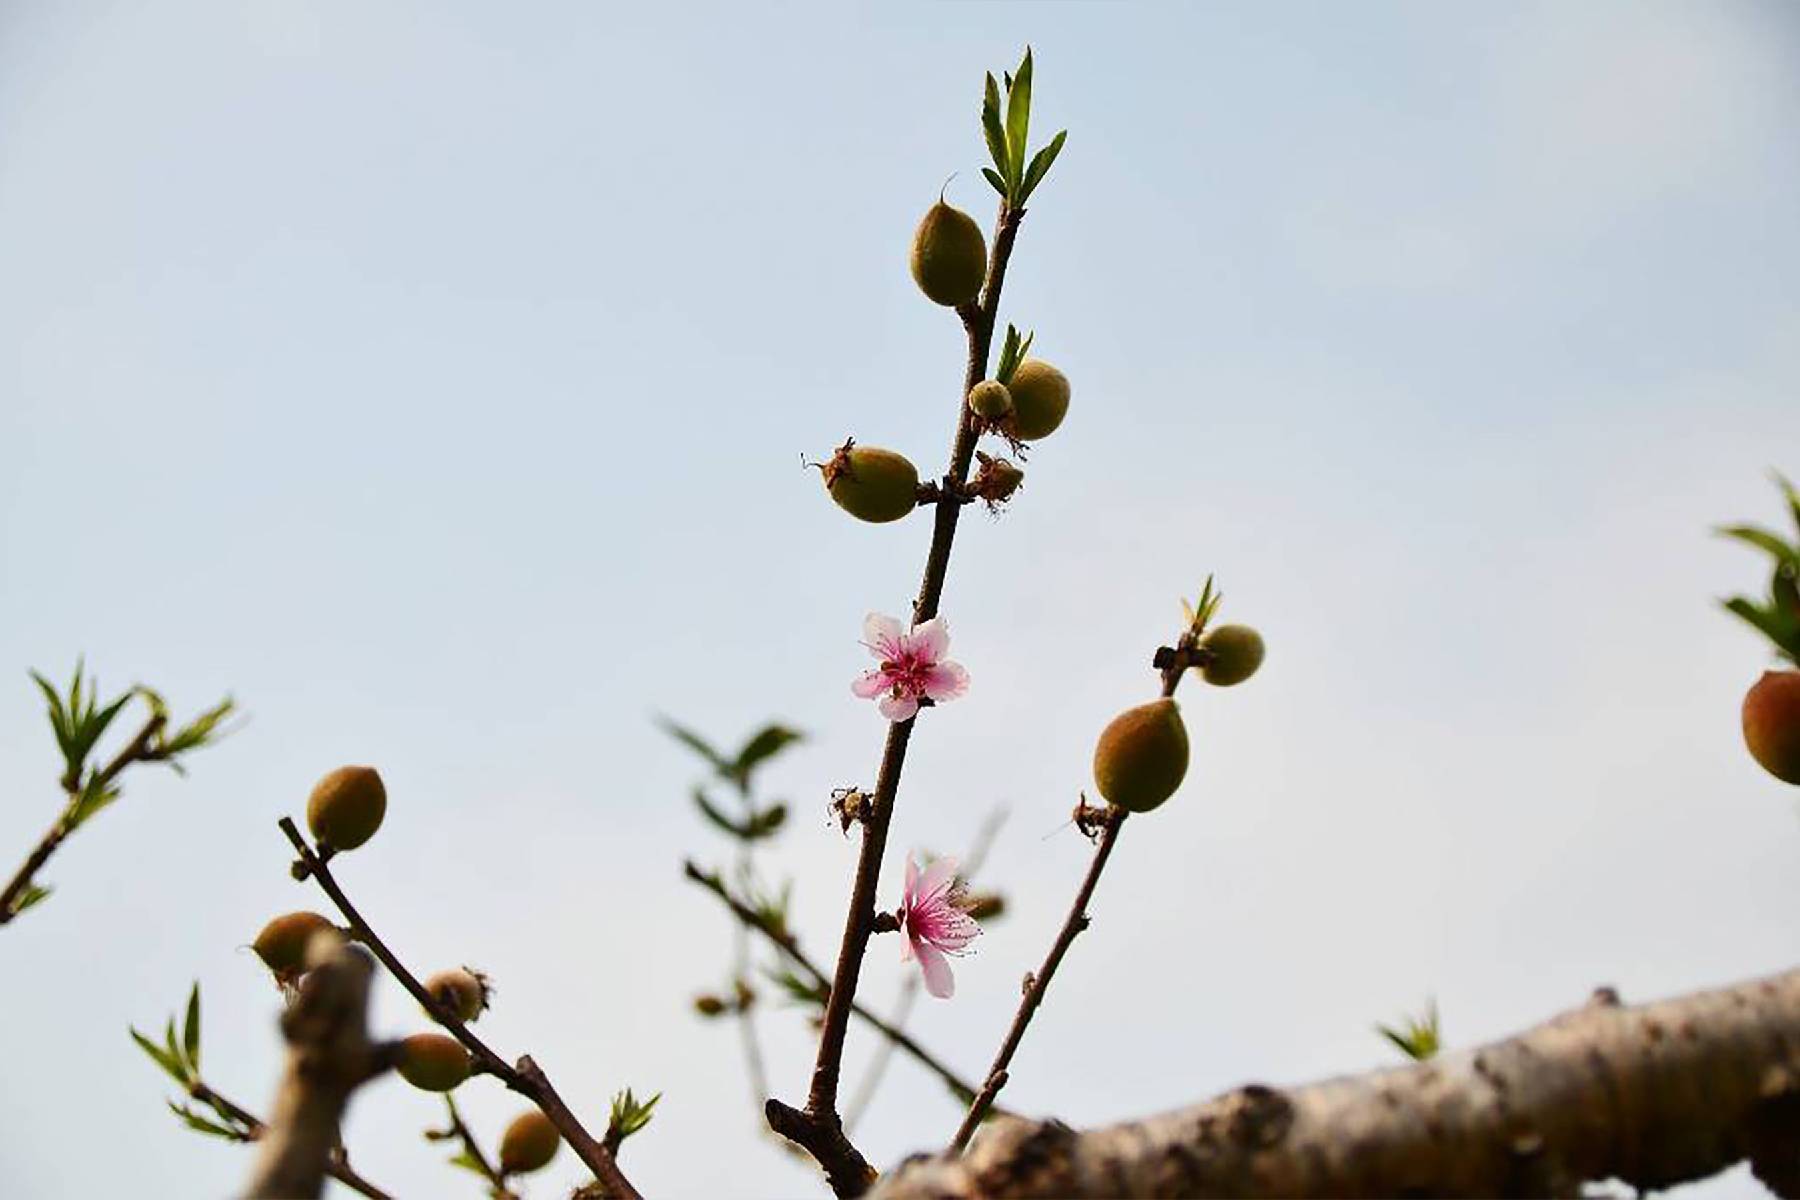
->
243 934 396 1199
873 969 1800 1199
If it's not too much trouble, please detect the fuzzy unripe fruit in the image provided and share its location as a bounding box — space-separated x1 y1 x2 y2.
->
424 967 489 1023
306 765 387 852
822 442 919 524
968 379 1013 421
910 201 987 307
1092 698 1190 813
1198 625 1265 687
499 1110 561 1175
1005 359 1071 441
1743 670 1800 785
396 1033 471 1092
252 911 336 977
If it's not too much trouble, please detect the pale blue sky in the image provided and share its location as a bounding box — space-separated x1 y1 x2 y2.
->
2 3 1798 1197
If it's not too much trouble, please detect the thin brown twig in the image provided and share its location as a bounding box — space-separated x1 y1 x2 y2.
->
184 1080 392 1200
0 712 165 924
768 201 1029 1198
437 1095 519 1200
845 808 1009 1133
277 818 642 1200
683 860 1002 1117
949 633 1197 1149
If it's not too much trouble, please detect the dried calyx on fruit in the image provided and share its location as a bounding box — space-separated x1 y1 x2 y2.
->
1197 624 1265 686
252 911 338 982
967 379 1013 422
499 1109 561 1175
306 765 387 852
910 198 987 307
423 966 491 1023
396 1032 472 1092
1092 697 1190 813
970 451 1024 509
818 440 920 524
1743 670 1800 785
1003 358 1071 442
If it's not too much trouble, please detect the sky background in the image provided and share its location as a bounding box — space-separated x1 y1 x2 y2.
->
3 2 1799 1197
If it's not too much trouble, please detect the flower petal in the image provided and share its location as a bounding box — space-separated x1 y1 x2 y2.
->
922 660 969 702
927 910 982 953
878 692 919 722
917 855 959 903
863 613 905 660
900 928 916 962
904 617 951 662
852 669 892 699
904 853 920 900
914 940 955 999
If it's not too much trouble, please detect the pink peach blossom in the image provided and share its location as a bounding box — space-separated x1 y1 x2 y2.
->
898 852 981 999
851 613 969 723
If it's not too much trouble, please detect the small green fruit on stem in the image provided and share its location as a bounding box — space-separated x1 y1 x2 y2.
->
396 1033 472 1092
1004 359 1071 441
252 911 338 978
499 1109 561 1175
1743 670 1800 785
821 441 920 524
423 967 490 1023
1198 624 1265 686
968 379 1013 421
306 765 387 852
1092 698 1190 812
910 200 987 307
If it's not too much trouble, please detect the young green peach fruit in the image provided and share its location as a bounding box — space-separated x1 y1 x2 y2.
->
1092 698 1190 813
1743 670 1800 785
396 1033 472 1092
252 911 336 977
306 765 387 851
967 379 1013 421
424 967 489 1023
1005 359 1071 441
821 441 920 524
910 200 987 307
499 1109 561 1175
1198 624 1265 687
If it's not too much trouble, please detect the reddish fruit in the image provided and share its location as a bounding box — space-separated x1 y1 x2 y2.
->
499 1109 561 1175
1743 670 1800 785
252 912 336 977
306 765 387 851
424 967 489 1023
1092 698 1191 813
396 1033 471 1092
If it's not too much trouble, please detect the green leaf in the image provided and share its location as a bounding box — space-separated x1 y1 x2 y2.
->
32 669 75 769
184 983 201 1073
1774 471 1800 536
657 717 731 776
168 1100 243 1140
1724 597 1800 657
65 775 121 831
131 1026 187 1083
1018 129 1067 204
8 883 51 916
1003 48 1034 192
981 167 1008 197
609 1088 661 1141
765 966 827 1007
1717 524 1800 565
981 74 1010 182
747 803 788 839
158 696 239 763
693 788 753 840
446 1151 488 1176
731 724 804 783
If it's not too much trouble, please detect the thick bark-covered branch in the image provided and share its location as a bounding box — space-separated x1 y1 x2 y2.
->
875 969 1800 1199
243 934 398 1199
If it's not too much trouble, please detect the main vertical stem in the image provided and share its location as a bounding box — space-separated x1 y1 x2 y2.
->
777 205 1025 1192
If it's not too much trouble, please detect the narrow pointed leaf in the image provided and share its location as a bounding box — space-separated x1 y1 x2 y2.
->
692 789 753 840
656 717 731 775
981 74 1010 180
184 983 201 1072
1018 129 1067 203
1004 49 1034 190
131 1027 186 1082
981 167 1007 197
731 724 804 781
9 882 51 916
1717 524 1799 564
